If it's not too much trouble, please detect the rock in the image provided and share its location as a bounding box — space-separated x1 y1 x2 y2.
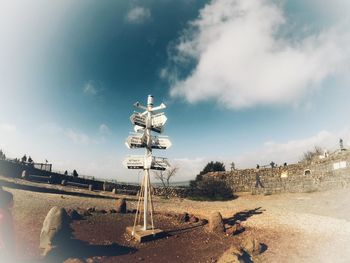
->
189 215 199 223
87 207 96 213
217 246 243 263
40 207 71 256
115 198 127 213
178 213 190 223
67 209 82 220
21 170 28 179
76 208 91 217
208 212 224 233
225 223 245 235
241 236 262 256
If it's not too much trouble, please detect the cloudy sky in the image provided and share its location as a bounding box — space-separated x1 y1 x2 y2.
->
0 0 349 182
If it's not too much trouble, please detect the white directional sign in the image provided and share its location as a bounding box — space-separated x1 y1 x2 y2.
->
125 134 145 149
130 113 146 127
123 155 169 171
151 112 167 127
152 136 172 149
123 155 144 169
130 113 164 134
125 134 172 149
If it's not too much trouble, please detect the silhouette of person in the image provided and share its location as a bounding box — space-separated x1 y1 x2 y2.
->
21 155 27 163
255 165 264 188
73 170 78 177
0 186 15 261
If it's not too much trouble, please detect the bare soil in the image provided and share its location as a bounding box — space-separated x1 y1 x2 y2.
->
2 176 350 263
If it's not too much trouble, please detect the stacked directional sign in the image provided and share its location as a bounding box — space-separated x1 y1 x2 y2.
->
123 95 171 234
124 98 171 171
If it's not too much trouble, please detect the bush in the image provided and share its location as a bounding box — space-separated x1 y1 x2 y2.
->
190 177 233 201
188 161 233 201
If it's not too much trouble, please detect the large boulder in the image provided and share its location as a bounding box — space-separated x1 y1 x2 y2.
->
115 198 127 213
40 207 71 256
208 212 225 233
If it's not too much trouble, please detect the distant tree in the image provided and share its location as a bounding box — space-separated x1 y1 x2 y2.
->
301 146 323 163
73 170 79 177
154 167 178 198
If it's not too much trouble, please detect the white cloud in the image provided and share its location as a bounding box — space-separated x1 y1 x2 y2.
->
167 0 350 109
126 6 151 24
234 129 350 168
65 129 94 145
83 80 102 96
168 129 350 180
99 123 111 135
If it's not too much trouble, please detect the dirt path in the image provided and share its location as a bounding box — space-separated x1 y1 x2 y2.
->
2 179 350 263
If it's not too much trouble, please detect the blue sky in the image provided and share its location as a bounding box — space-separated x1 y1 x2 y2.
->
0 0 349 182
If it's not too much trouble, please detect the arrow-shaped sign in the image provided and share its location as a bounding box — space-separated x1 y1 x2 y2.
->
125 134 172 149
152 112 167 127
123 155 170 170
130 113 164 133
130 113 146 128
152 136 172 149
123 155 144 169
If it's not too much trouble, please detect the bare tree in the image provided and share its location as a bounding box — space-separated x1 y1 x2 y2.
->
301 146 323 163
154 167 178 198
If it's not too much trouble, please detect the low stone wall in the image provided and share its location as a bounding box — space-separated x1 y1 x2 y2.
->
206 150 350 194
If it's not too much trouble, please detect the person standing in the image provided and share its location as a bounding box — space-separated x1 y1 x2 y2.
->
255 165 264 188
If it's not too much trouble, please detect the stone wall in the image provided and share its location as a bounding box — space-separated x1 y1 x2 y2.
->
206 150 350 194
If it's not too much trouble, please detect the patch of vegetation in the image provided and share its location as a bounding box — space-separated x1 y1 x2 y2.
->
189 161 234 201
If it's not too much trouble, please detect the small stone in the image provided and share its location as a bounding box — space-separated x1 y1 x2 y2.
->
241 236 262 256
115 198 127 213
21 170 28 179
87 207 96 213
189 215 199 223
178 212 190 223
67 209 82 220
217 246 243 263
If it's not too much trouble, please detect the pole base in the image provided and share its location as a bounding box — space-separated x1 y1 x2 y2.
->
126 225 165 243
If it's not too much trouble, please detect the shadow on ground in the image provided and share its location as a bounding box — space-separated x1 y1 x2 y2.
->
224 207 265 226
43 239 137 262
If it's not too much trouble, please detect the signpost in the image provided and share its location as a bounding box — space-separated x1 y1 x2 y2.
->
124 95 171 242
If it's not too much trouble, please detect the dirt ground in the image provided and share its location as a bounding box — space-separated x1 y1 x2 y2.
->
2 177 350 263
